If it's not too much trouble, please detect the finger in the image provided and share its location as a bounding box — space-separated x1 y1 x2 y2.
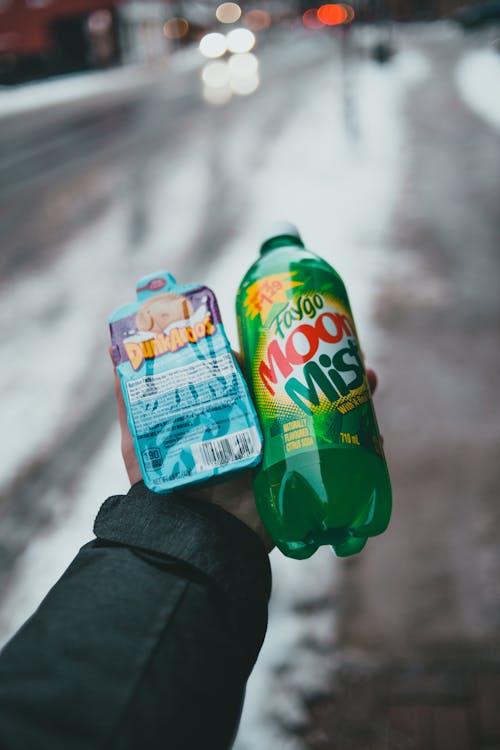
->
109 347 142 484
232 349 243 368
113 368 130 436
109 347 130 434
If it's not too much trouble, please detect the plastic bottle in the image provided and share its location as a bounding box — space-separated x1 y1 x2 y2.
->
236 223 392 558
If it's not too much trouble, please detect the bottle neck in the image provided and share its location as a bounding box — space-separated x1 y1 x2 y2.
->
260 235 305 255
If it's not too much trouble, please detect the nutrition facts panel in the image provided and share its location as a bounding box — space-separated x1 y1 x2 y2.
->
125 353 241 436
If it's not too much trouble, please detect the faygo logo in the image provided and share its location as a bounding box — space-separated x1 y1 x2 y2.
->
258 307 364 414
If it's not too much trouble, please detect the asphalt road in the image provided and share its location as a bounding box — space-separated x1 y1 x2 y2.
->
0 70 199 279
0 34 329 283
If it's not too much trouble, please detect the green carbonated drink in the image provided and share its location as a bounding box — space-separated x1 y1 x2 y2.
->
236 223 392 559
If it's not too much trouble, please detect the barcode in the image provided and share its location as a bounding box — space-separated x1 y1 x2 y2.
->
191 427 260 471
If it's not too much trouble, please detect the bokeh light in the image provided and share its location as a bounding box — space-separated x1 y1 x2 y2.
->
216 2 242 24
202 51 260 105
199 32 227 59
226 28 256 54
302 8 323 30
87 9 112 34
203 84 232 106
228 52 259 77
340 4 355 23
317 4 348 25
163 17 189 40
230 72 260 96
243 9 271 31
202 60 231 87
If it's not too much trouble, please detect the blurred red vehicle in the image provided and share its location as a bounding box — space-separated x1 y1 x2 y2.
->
0 0 123 83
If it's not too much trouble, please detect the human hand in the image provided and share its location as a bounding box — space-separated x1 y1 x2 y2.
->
111 358 274 551
112 353 378 554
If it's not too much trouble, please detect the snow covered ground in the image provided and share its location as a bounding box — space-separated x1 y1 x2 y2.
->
456 46 500 131
1 25 498 749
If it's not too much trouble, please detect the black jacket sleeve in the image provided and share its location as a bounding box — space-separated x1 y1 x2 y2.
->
0 481 272 750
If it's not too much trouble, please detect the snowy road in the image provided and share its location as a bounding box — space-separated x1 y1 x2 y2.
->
1 24 498 749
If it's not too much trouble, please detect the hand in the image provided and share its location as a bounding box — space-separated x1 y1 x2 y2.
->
113 362 142 487
112 352 378 554
112 361 274 550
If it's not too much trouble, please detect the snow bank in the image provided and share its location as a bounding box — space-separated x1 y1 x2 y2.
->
456 48 500 132
0 48 200 121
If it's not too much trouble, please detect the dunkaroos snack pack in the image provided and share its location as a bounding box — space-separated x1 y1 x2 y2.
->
110 271 262 493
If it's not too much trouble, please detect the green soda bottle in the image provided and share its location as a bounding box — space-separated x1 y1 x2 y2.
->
236 223 392 559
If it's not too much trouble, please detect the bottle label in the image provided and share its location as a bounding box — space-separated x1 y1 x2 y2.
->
243 271 384 462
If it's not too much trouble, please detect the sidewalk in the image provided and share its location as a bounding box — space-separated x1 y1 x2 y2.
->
302 30 500 750
303 651 500 749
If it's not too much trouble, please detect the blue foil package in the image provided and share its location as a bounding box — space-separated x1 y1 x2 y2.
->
110 271 263 493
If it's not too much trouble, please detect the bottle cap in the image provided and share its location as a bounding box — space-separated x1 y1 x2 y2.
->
259 221 304 253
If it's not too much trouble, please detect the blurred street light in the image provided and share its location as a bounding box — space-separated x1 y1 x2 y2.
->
226 28 255 53
303 4 355 28
228 51 258 76
202 59 231 86
242 9 271 31
199 31 227 58
230 71 259 95
163 17 189 40
216 2 242 24
317 4 348 25
203 83 232 105
87 9 112 34
199 9 260 106
302 8 323 29
340 4 355 23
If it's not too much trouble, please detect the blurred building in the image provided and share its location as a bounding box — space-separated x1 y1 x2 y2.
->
0 0 493 84
0 0 218 82
297 0 492 21
0 0 123 83
377 0 492 21
118 2 169 64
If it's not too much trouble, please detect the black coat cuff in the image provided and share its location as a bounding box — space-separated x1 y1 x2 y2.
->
94 481 272 624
